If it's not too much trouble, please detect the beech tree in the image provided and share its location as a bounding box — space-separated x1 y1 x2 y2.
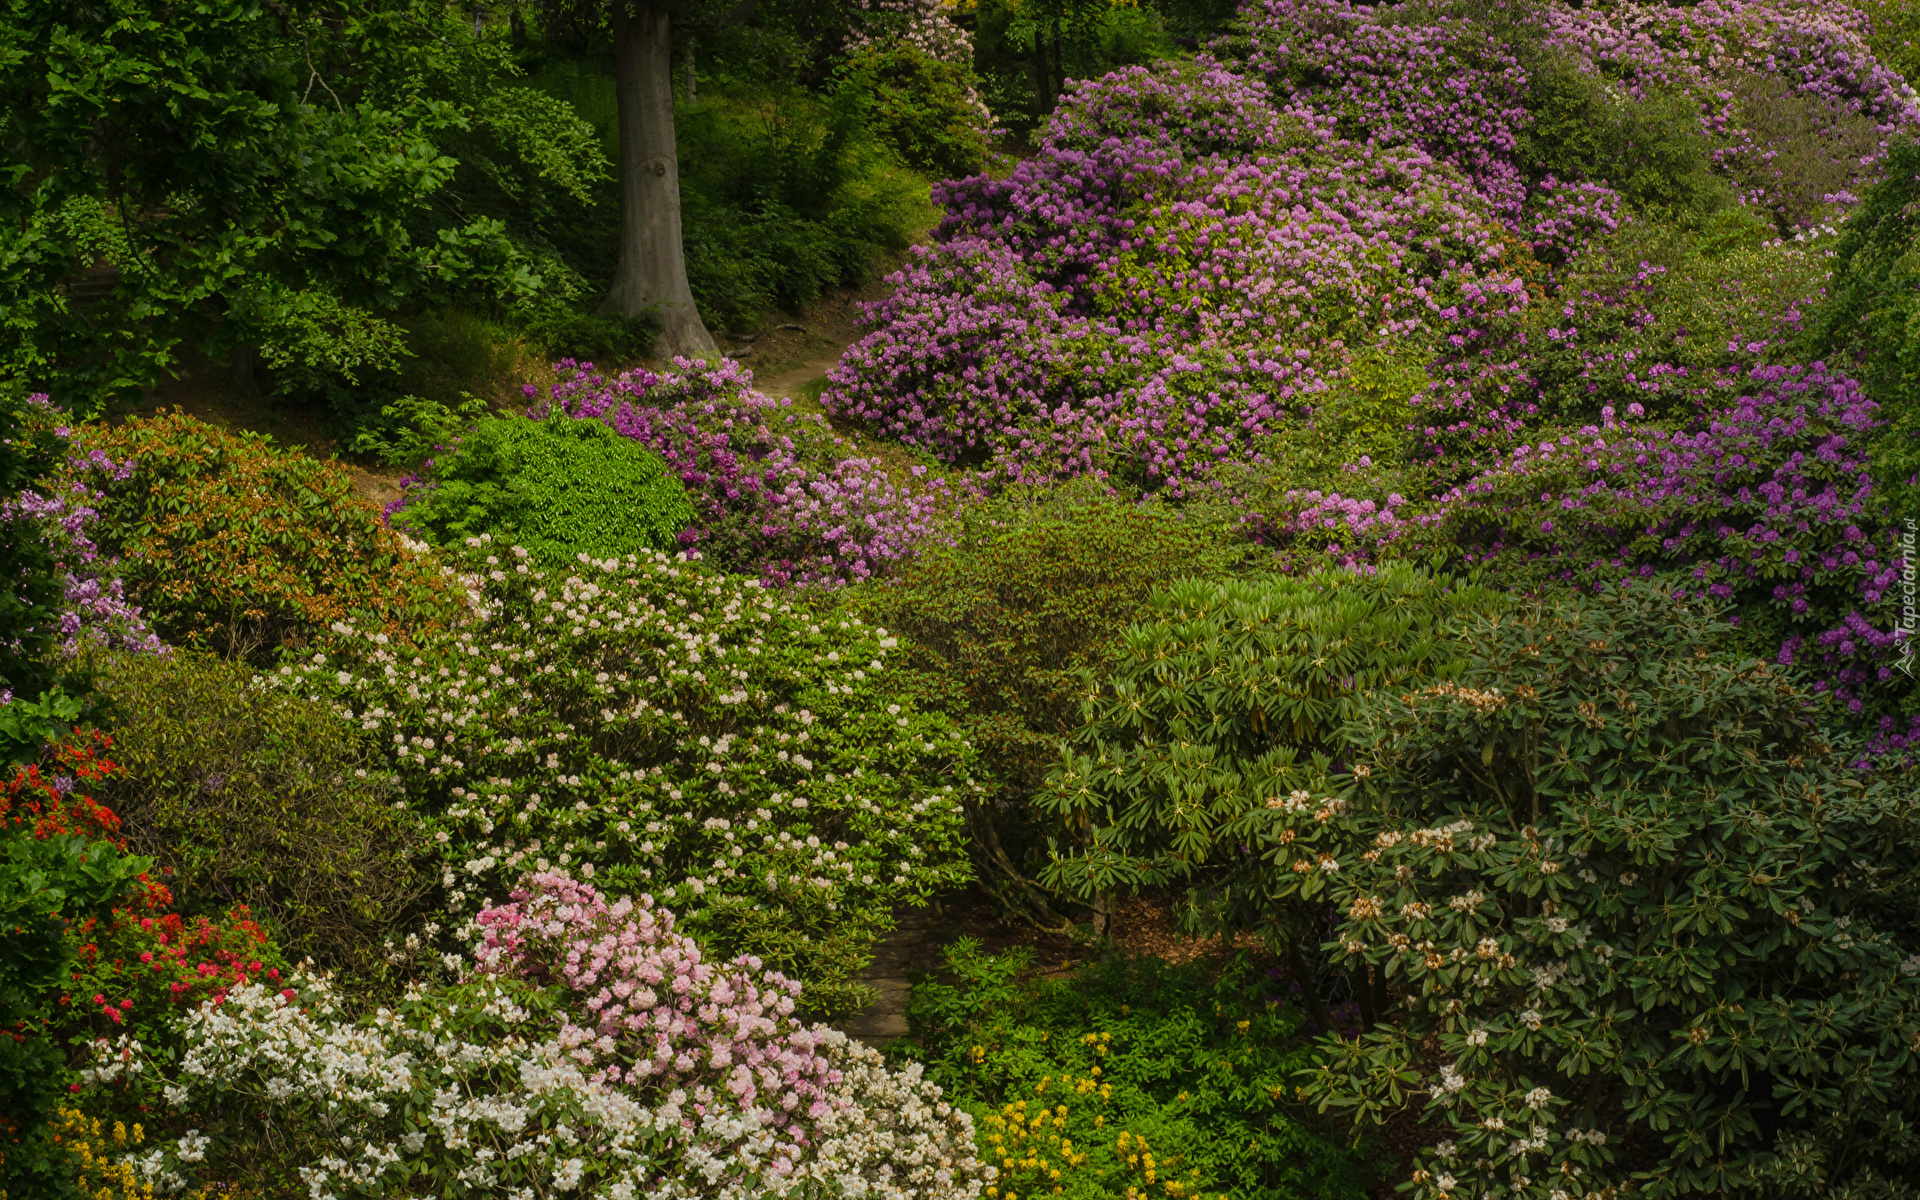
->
603 0 720 360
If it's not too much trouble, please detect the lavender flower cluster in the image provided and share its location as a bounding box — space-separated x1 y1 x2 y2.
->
823 63 1518 496
1 397 163 658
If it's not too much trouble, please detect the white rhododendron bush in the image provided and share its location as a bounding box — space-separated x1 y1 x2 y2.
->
107 872 989 1199
281 538 978 1013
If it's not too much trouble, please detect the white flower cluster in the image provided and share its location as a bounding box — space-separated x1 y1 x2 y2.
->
282 542 977 988
123 973 990 1200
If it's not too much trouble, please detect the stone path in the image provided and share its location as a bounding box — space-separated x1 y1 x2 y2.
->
837 908 935 1048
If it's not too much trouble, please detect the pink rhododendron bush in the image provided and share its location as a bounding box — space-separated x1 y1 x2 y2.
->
91 872 989 1199
282 536 975 1016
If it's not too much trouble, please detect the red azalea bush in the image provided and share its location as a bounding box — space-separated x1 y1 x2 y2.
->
3 733 288 1113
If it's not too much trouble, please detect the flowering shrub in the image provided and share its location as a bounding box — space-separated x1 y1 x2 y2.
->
285 537 974 1013
111 873 989 1200
53 409 464 660
481 358 955 586
910 939 1368 1200
824 61 1519 494
1 398 161 660
1293 589 1920 1200
43 1107 169 1200
1410 362 1916 755
0 734 152 1198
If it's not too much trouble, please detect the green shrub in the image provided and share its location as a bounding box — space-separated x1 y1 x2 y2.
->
909 939 1371 1200
287 538 977 1017
1040 564 1504 1009
1288 590 1920 1200
851 481 1249 927
1519 58 1737 224
89 650 424 979
852 44 992 179
1813 139 1920 523
394 413 694 564
52 410 465 661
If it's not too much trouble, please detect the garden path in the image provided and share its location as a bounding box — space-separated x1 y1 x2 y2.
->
837 908 934 1048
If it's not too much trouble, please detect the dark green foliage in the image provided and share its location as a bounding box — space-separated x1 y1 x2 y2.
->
396 413 695 564
852 481 1250 926
852 45 993 179
90 651 424 979
1814 139 1920 523
526 60 934 332
910 938 1371 1200
1518 55 1738 225
1040 565 1503 988
0 393 61 715
0 0 603 410
1289 590 1920 1200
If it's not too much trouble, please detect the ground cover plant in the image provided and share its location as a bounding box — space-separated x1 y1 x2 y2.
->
910 939 1370 1200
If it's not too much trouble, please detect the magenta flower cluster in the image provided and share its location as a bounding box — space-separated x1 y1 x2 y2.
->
388 358 955 586
474 870 841 1177
1419 364 1906 717
823 61 1519 496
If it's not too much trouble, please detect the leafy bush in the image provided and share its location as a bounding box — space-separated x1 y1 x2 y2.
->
0 3 601 410
285 538 975 1015
53 411 465 660
1816 139 1920 524
910 939 1370 1200
852 44 992 179
105 871 991 1199
1040 564 1502 1010
88 651 423 976
1290 589 1920 1200
852 481 1248 925
394 413 695 565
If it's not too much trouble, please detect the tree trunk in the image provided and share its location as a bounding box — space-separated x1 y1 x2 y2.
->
684 39 696 105
605 0 718 362
1032 27 1051 119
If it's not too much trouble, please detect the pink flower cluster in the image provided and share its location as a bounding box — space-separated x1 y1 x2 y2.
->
475 871 842 1175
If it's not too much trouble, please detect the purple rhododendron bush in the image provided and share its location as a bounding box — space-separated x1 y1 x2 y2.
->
85 870 988 1199
818 0 1918 749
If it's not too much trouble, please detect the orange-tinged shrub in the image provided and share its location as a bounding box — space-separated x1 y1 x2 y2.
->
54 410 466 659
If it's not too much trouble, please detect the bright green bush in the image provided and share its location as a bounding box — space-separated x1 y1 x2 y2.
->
89 651 424 978
394 413 694 565
852 44 992 179
1040 564 1503 1013
287 538 976 1016
909 939 1371 1200
852 481 1249 927
1289 589 1920 1200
